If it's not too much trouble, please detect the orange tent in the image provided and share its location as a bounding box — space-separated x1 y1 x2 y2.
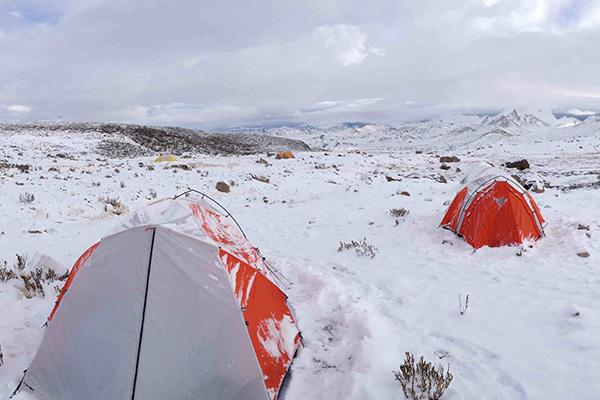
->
275 151 295 159
441 166 545 249
18 197 301 400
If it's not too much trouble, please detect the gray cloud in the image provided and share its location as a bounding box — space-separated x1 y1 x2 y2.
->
0 0 599 128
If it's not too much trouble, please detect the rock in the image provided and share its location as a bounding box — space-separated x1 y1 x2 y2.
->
440 164 451 170
216 181 230 193
577 251 590 258
256 158 270 166
385 176 402 182
531 186 544 193
398 190 411 196
276 151 295 159
415 150 423 154
505 159 530 170
436 175 448 184
511 174 533 189
577 224 590 231
531 183 545 193
440 155 460 163
250 174 270 184
511 174 525 185
565 304 581 317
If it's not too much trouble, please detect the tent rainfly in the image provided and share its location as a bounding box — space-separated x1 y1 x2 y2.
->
440 165 545 249
17 197 301 400
154 154 177 162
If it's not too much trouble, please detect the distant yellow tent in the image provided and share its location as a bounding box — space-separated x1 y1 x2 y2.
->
154 154 177 163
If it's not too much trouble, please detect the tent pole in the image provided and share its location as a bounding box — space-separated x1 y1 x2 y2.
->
131 227 157 400
9 369 27 398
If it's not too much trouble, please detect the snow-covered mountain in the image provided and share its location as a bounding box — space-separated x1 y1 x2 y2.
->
222 108 598 153
482 109 549 129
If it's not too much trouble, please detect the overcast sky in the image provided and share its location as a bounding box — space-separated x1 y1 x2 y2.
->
0 0 599 128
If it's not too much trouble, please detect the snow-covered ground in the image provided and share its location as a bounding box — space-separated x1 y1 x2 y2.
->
1 111 599 399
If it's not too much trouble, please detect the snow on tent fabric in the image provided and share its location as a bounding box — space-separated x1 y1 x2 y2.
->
21 198 301 400
440 165 545 249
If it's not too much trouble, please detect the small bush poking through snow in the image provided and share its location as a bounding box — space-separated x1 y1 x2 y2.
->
0 256 69 299
20 268 47 298
0 260 18 281
100 196 128 215
15 254 27 271
458 294 469 315
19 192 35 204
390 207 410 225
338 238 378 258
393 352 453 400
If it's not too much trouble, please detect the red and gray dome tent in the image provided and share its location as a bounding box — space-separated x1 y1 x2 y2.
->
14 192 301 400
441 165 545 249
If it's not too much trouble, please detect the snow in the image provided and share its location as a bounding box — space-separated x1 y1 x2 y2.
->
1 116 600 399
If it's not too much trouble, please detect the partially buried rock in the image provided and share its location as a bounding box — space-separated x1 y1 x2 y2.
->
531 181 545 193
436 175 448 184
577 251 590 258
440 155 460 163
505 159 530 170
256 158 269 166
250 174 270 184
216 181 230 193
440 164 451 170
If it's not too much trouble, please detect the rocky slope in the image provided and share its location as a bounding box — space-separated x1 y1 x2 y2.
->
0 122 311 158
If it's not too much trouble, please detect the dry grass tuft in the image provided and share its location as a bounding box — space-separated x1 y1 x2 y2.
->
19 192 35 204
338 238 378 258
100 196 128 215
393 352 453 400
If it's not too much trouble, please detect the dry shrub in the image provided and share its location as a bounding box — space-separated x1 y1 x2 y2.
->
0 260 18 281
390 207 410 225
0 162 31 173
394 352 453 400
0 255 69 299
15 254 27 271
19 192 35 204
338 238 378 258
20 268 46 298
390 208 410 218
100 196 128 215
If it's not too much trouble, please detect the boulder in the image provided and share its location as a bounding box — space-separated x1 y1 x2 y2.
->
440 155 460 163
505 159 530 170
216 181 230 193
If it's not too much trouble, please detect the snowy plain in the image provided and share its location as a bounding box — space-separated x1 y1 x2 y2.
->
1 111 599 399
